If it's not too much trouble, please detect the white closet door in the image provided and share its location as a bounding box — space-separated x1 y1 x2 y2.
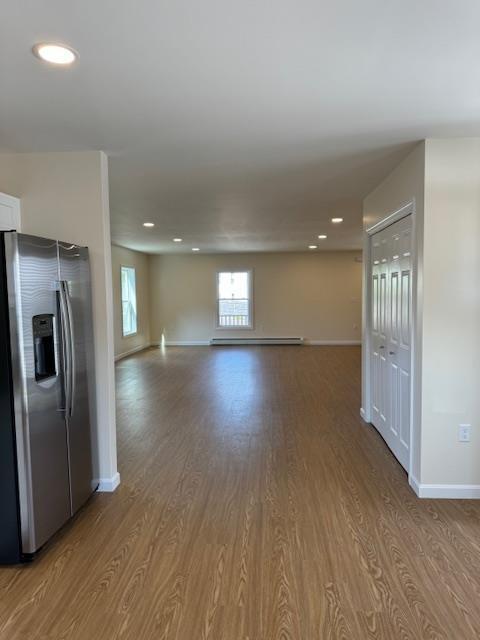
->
370 214 412 471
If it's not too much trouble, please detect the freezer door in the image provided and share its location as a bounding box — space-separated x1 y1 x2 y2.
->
5 233 71 554
58 242 95 514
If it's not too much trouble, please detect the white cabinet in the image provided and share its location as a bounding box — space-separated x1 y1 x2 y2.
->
0 192 21 231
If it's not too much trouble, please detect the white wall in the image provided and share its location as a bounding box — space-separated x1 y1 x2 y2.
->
421 138 480 486
148 251 362 344
111 244 151 359
363 138 480 494
0 151 119 490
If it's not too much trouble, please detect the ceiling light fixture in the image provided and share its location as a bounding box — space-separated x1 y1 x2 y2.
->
318 234 327 239
32 43 78 65
331 217 343 223
173 238 183 242
308 245 318 249
192 247 200 251
143 222 155 228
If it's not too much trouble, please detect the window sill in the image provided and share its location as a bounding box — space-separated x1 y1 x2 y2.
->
215 325 254 331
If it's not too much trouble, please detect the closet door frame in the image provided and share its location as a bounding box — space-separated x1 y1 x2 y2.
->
362 199 418 479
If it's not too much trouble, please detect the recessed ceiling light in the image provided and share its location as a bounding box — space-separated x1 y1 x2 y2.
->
143 222 155 228
331 217 343 223
308 245 318 249
32 43 78 66
173 238 183 242
192 247 200 251
318 234 327 239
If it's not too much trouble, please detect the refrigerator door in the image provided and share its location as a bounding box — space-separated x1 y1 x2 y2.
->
0 234 22 563
58 242 95 514
4 233 71 554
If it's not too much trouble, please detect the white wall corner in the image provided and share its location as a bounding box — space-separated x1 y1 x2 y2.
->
98 151 118 483
96 472 121 492
115 344 150 361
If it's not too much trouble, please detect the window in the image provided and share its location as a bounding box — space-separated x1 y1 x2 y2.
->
217 271 252 328
121 266 137 336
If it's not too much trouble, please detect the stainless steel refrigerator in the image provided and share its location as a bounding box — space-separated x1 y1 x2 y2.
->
0 232 97 564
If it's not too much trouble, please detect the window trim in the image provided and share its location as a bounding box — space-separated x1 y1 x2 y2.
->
120 264 138 338
215 269 254 330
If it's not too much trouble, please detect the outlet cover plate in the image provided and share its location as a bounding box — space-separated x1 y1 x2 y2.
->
459 424 471 442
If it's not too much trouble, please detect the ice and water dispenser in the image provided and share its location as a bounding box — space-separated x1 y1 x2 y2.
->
32 314 56 381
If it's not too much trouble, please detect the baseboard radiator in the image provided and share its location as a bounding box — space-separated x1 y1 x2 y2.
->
210 337 304 346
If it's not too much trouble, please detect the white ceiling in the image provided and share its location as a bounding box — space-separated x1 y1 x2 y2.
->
2 1 480 253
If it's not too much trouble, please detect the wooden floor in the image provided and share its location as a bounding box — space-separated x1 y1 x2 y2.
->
1 346 480 639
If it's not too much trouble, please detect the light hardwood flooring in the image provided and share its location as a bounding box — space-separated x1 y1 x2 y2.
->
1 346 480 639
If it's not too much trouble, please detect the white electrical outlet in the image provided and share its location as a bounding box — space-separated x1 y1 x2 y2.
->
458 424 471 442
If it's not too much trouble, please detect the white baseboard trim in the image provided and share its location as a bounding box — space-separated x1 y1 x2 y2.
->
409 475 421 496
210 337 303 346
96 472 121 492
115 344 150 361
360 407 367 421
161 341 210 346
306 340 361 346
150 339 361 347
409 475 480 499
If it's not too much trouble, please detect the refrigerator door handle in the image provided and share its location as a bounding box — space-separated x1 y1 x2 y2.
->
63 282 76 417
57 282 72 416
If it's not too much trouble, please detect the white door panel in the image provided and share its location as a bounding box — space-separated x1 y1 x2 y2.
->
390 362 399 437
379 352 388 427
400 369 410 448
400 270 411 347
390 271 399 344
